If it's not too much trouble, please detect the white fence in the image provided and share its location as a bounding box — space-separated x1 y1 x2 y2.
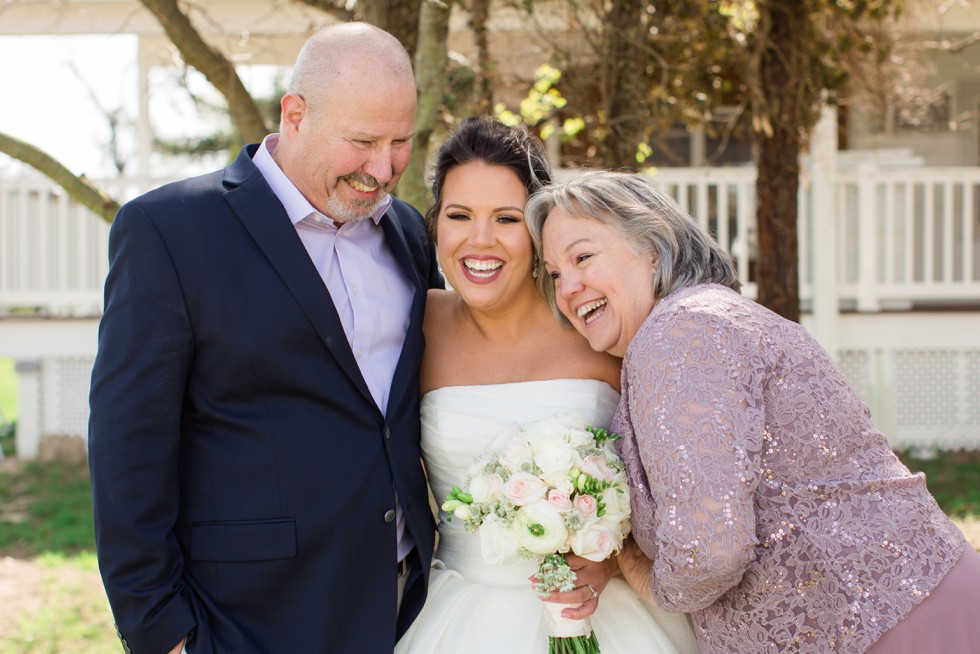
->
649 165 980 311
2 165 980 316
1 162 980 454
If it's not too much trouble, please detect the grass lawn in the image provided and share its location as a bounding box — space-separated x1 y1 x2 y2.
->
0 460 116 653
0 451 977 652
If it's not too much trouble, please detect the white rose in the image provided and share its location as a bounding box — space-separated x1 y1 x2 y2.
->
557 413 596 449
571 522 618 561
498 437 536 473
557 412 590 432
469 473 504 503
515 500 569 555
503 472 548 506
478 514 521 565
599 486 632 526
524 418 570 453
486 424 524 454
534 445 581 487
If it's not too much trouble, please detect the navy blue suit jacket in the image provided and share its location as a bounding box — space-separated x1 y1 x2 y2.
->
89 145 441 653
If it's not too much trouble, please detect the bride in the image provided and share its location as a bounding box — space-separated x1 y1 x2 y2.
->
394 116 699 654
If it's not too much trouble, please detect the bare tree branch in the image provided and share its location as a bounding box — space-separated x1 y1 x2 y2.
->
138 0 270 143
0 131 120 224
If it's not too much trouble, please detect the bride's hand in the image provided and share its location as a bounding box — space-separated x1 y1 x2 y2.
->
533 554 620 619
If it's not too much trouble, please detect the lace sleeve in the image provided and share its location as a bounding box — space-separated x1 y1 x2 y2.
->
626 309 767 612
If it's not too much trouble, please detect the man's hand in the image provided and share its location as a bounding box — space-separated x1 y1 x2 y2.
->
166 638 187 654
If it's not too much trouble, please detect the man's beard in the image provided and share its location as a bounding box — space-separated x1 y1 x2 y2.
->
327 172 388 224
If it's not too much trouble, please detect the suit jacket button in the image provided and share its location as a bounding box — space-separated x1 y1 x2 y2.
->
384 509 396 523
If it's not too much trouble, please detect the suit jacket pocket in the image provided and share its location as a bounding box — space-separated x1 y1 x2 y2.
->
190 518 296 562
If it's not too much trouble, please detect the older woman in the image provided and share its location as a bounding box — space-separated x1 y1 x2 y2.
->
526 170 980 654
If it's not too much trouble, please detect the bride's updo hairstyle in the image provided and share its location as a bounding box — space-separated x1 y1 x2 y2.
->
425 116 552 242
526 171 741 326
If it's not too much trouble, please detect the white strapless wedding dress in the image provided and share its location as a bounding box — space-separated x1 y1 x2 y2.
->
395 379 700 654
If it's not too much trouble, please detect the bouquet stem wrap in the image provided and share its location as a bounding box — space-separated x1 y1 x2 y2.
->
541 602 600 653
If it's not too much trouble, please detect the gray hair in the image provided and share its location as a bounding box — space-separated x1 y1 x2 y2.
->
286 23 414 126
526 170 740 325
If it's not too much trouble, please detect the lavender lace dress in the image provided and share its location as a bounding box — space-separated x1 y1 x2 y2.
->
614 284 980 654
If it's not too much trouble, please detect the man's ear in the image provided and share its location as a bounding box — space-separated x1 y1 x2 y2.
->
280 93 307 138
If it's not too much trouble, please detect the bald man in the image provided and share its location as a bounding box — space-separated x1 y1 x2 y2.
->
89 23 442 654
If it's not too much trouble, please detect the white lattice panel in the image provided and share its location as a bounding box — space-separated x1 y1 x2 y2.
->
40 355 93 441
838 350 872 405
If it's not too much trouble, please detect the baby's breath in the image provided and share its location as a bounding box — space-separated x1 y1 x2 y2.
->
532 553 577 597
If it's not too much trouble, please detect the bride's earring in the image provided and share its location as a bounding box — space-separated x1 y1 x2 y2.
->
532 254 540 279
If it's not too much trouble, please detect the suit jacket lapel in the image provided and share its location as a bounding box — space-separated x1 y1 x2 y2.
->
380 207 426 413
221 146 376 408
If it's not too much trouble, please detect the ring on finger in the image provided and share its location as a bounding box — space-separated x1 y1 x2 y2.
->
587 584 598 600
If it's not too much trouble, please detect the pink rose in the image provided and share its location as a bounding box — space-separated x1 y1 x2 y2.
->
571 522 618 562
503 472 548 506
547 488 573 512
580 455 616 483
574 494 598 518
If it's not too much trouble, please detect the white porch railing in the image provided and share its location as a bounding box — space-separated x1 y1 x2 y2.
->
2 165 980 315
649 165 980 311
0 175 110 316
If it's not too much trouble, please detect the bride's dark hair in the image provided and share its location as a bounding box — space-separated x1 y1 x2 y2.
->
424 116 552 240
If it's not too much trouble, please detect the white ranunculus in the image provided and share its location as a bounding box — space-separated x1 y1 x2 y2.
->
503 471 548 506
571 522 619 561
515 500 569 555
478 514 521 565
468 472 504 503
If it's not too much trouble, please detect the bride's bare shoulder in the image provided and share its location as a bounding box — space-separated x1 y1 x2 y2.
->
424 289 456 328
552 325 622 392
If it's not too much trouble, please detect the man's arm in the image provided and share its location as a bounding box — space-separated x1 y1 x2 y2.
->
89 202 197 653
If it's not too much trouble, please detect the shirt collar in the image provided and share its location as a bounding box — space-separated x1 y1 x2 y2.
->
252 133 392 227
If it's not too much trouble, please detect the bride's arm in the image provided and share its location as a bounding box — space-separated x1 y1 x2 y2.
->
534 554 619 619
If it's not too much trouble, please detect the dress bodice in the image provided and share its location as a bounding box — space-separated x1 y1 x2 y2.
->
421 379 620 584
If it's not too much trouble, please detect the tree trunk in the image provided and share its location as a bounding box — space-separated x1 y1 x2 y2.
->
361 0 422 56
754 1 803 322
601 0 646 169
138 0 269 144
471 0 493 115
0 131 120 224
398 0 452 212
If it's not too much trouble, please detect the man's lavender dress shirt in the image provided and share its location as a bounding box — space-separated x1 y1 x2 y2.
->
253 134 416 560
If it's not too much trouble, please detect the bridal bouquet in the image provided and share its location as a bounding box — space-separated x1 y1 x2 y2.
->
442 412 631 654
